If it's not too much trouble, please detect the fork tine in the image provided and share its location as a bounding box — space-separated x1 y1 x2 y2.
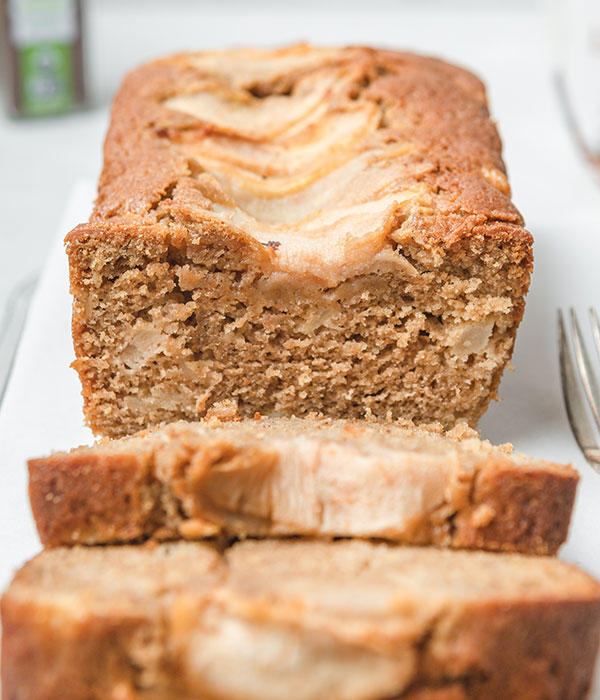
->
558 310 600 472
569 308 600 431
590 307 600 361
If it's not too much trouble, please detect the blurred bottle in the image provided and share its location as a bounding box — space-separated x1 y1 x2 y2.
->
1 0 85 117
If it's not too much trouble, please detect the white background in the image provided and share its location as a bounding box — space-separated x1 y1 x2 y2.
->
1 0 600 695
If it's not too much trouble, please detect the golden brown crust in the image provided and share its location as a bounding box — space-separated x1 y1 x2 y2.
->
451 459 578 554
1 596 157 700
399 689 467 700
28 417 577 554
91 46 530 252
28 452 154 545
403 600 600 700
2 541 600 700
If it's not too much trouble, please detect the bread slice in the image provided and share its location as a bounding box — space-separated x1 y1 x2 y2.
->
3 539 600 700
66 45 532 438
28 415 577 554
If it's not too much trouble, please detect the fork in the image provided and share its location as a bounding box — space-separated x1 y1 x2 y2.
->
0 277 38 409
558 308 600 474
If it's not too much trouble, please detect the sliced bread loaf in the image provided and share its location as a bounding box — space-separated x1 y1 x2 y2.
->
67 45 532 438
3 539 599 700
29 415 577 554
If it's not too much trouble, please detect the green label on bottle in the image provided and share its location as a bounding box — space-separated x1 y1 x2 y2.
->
18 42 75 116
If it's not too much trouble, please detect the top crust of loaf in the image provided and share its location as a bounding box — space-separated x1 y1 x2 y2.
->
67 44 532 286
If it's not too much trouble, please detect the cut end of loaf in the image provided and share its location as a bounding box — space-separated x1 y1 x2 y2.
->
68 223 531 439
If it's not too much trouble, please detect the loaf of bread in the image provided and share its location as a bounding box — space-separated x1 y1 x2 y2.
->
66 45 532 438
28 415 577 554
3 539 600 700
